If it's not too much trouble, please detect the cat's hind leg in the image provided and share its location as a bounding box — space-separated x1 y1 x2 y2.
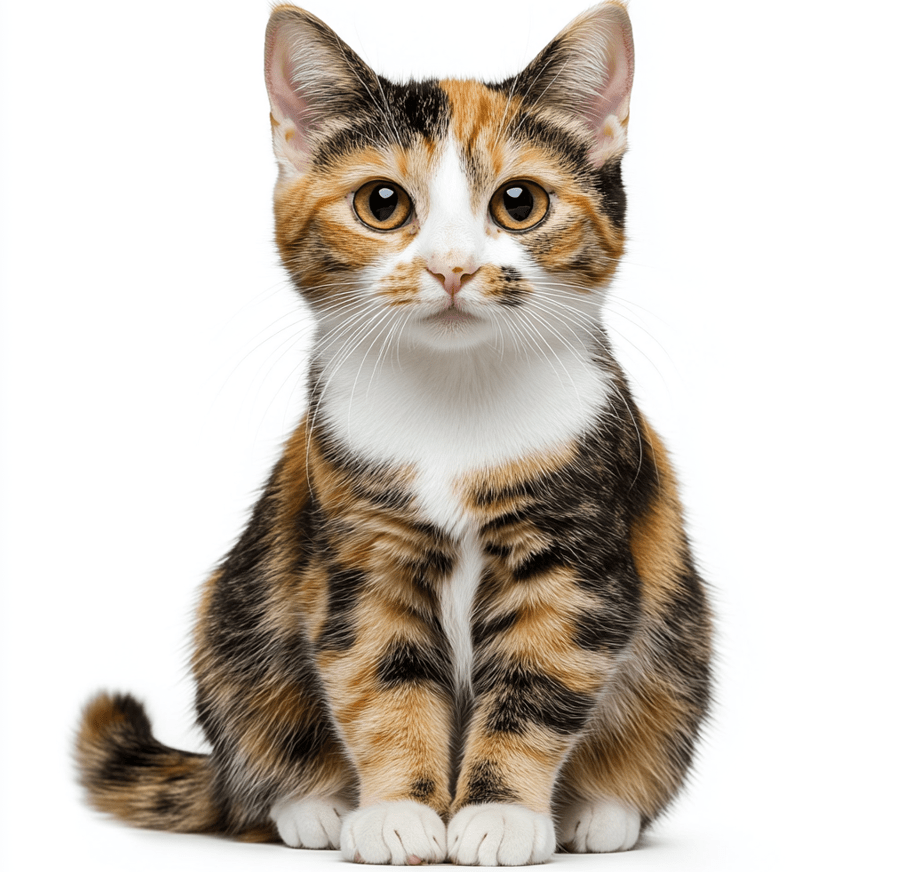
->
556 797 640 853
554 628 710 853
271 794 351 849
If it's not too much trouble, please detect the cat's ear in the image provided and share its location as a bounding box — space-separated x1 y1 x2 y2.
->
517 2 634 166
264 6 379 175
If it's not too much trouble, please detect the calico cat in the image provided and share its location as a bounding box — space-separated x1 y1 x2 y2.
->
75 2 712 865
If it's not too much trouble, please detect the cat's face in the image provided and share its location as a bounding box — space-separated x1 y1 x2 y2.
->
265 4 633 356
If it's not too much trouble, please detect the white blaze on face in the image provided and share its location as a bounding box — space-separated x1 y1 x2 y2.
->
415 141 487 284
388 138 533 351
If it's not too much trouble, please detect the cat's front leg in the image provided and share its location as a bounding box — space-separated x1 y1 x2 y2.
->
318 624 452 864
313 534 457 864
446 652 598 866
447 503 638 864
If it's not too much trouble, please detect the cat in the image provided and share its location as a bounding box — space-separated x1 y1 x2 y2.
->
75 2 712 865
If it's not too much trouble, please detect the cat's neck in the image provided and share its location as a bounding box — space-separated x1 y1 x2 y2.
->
309 333 610 477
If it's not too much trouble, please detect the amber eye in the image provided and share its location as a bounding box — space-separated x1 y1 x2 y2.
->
353 181 413 231
489 180 550 231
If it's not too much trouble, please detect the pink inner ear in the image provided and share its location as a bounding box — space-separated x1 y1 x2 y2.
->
589 29 633 125
583 20 634 133
265 24 313 156
566 9 634 151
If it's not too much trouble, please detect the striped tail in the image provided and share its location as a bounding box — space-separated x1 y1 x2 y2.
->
74 692 274 841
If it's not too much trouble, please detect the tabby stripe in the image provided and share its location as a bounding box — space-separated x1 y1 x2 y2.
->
376 639 452 691
474 663 595 737
509 546 567 582
316 567 366 651
461 760 517 805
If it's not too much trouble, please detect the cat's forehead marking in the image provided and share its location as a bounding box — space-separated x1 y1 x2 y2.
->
440 80 521 204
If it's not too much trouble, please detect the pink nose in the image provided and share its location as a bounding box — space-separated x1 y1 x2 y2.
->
428 262 478 296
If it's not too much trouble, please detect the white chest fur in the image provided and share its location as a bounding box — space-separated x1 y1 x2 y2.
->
315 341 609 691
317 342 608 526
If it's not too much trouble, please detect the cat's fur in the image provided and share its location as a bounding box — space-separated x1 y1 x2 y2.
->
75 3 712 864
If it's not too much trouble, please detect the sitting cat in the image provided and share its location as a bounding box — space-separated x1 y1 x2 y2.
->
75 3 712 864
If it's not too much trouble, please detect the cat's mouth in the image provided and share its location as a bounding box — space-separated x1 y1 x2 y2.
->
424 305 480 325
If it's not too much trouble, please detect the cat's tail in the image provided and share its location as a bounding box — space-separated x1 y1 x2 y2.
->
74 691 273 841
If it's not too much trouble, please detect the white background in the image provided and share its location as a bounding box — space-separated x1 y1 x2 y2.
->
1 1 900 869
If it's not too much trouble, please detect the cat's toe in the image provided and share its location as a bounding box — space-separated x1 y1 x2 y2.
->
558 798 640 853
271 794 349 849
448 804 555 866
340 800 446 865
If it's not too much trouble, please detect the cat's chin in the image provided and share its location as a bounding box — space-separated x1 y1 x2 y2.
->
409 308 496 351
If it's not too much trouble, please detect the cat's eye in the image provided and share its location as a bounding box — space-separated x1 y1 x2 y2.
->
489 180 550 231
353 181 413 231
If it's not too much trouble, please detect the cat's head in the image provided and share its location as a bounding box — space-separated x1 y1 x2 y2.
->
264 3 633 355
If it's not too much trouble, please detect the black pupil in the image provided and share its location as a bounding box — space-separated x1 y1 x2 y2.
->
370 186 398 222
503 185 534 222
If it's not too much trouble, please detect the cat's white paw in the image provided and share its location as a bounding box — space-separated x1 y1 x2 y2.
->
448 803 555 866
271 794 350 849
340 800 446 865
557 797 640 853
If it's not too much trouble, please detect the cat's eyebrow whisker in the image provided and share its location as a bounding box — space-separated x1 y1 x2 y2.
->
330 34 404 151
489 67 524 153
507 61 570 141
499 54 558 142
372 75 405 152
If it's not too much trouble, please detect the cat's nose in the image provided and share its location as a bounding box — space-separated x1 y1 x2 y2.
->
427 261 479 297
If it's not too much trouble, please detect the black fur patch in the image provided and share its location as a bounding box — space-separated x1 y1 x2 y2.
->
497 266 527 307
572 608 632 651
376 639 451 691
317 566 367 652
477 663 594 736
204 471 283 680
278 714 334 768
411 777 436 801
463 760 517 805
314 78 449 166
591 157 627 230
472 610 518 648
510 545 566 582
